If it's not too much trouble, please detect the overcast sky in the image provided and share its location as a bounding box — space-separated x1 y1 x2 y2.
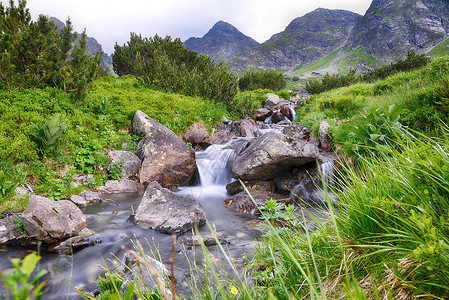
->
24 0 372 55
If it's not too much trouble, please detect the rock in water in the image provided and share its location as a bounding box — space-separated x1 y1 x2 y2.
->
230 132 319 181
133 181 206 235
22 195 87 244
133 110 196 189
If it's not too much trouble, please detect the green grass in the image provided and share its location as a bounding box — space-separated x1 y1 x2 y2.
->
428 38 449 58
296 56 449 148
294 48 342 75
0 75 231 212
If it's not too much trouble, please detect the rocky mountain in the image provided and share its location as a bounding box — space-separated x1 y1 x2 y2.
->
229 8 362 70
51 17 113 73
346 0 449 60
183 21 259 62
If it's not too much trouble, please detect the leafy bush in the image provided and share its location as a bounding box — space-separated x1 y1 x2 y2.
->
305 69 357 94
112 34 238 106
348 104 403 154
0 0 102 100
238 69 286 91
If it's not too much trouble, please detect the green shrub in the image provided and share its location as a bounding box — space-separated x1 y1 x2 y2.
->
0 1 101 100
238 69 286 91
348 104 403 154
112 34 238 106
305 69 357 94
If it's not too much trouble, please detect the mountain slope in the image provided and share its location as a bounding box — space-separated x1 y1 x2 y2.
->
183 21 259 62
346 0 449 60
51 17 113 73
229 8 362 70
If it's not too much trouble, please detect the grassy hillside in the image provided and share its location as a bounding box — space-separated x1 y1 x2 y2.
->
0 75 231 212
296 55 449 150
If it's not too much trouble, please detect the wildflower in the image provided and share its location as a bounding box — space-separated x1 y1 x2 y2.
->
230 286 238 295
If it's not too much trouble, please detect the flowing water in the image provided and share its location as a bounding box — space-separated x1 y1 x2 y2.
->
0 138 260 299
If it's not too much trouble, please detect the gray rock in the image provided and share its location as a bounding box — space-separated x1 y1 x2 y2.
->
0 214 34 246
203 129 235 145
14 186 31 198
184 122 209 145
263 93 281 109
22 195 87 244
224 191 291 214
47 235 101 254
237 119 256 137
80 191 103 203
69 195 88 208
178 231 230 248
99 179 142 193
271 111 286 124
133 181 206 235
134 111 196 189
318 121 332 151
255 108 272 121
226 180 276 196
107 150 141 178
230 132 320 181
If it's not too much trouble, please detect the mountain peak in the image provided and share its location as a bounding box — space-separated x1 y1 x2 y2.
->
183 21 259 62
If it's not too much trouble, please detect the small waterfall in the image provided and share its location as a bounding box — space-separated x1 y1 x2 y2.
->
319 160 335 188
290 159 336 206
196 138 250 187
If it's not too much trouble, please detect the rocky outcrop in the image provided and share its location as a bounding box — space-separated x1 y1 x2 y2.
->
133 110 196 189
21 195 87 244
230 132 320 181
133 181 206 235
107 150 141 178
183 20 259 62
346 0 449 60
229 8 362 70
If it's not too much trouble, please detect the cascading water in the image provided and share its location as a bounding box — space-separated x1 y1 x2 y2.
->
290 158 336 205
0 137 260 300
196 138 250 187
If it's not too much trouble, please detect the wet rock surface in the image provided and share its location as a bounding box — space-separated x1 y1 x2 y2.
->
21 195 87 244
230 131 320 181
133 181 207 235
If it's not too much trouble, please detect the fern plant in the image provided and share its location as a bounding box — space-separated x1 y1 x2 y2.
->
30 115 68 156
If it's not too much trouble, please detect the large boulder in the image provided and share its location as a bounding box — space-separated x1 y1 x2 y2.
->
22 195 87 244
107 150 141 178
230 132 319 181
133 110 196 189
133 181 206 235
